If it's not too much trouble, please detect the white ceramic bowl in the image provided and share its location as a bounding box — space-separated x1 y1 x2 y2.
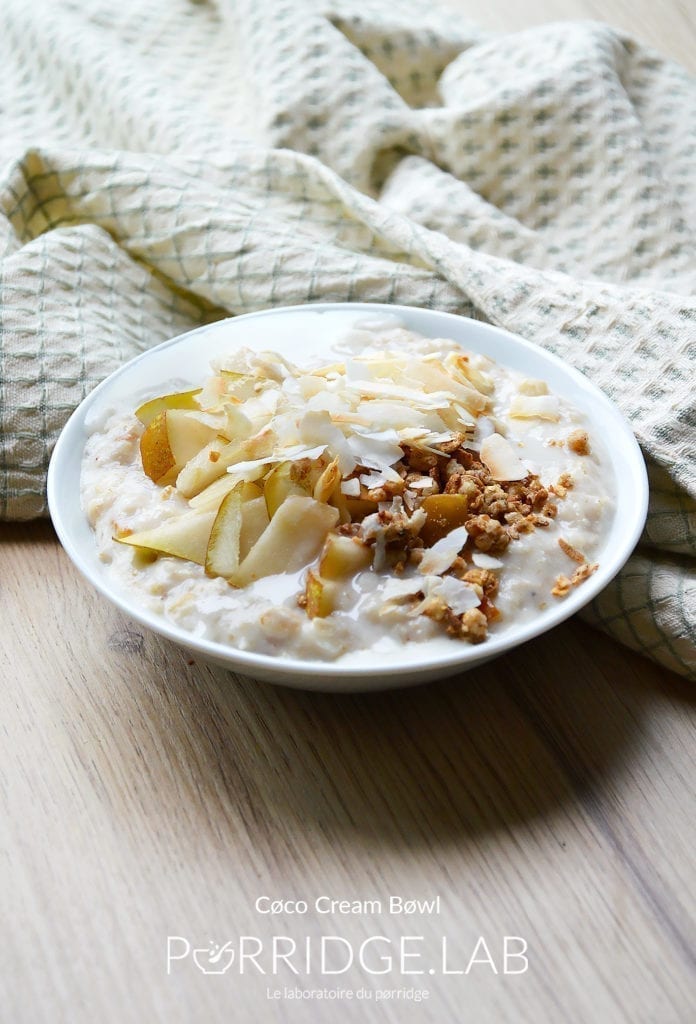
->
48 304 648 691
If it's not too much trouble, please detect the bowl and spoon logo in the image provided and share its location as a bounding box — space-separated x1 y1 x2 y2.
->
191 940 236 974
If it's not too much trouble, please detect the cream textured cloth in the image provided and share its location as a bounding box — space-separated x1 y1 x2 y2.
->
1 0 694 677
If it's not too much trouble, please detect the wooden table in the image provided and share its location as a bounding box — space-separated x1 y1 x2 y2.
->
2 4 695 1022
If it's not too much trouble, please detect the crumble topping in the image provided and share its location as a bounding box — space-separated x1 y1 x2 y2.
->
567 429 590 455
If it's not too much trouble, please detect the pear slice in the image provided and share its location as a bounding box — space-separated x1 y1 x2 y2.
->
205 488 273 579
139 410 220 484
319 534 372 579
175 438 237 498
305 570 340 619
166 409 220 466
135 389 202 427
139 411 177 484
115 510 216 565
177 428 276 500
313 457 341 504
263 461 310 518
190 476 262 513
229 496 339 587
419 493 470 547
345 497 378 522
205 487 244 579
263 457 326 518
239 496 270 560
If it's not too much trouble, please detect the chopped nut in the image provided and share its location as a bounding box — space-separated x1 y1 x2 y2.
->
551 574 572 597
558 537 586 564
567 430 590 455
571 562 598 586
457 608 488 643
461 567 499 599
552 560 598 597
433 431 468 454
465 514 510 554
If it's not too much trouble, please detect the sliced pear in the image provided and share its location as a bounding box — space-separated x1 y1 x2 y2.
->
263 457 326 518
419 493 470 547
305 570 340 619
190 476 262 513
264 461 309 518
176 438 236 498
205 487 243 579
139 409 220 484
345 497 378 522
135 388 202 427
177 428 275 500
319 533 372 579
115 510 216 565
239 496 270 560
166 410 220 466
139 411 177 484
229 496 339 587
313 457 341 504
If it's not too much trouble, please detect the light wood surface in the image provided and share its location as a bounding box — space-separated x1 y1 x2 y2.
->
2 4 695 1023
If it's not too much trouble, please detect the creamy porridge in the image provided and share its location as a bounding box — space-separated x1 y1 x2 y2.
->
80 321 613 661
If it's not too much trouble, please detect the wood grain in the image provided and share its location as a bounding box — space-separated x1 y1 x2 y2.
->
2 4 696 1022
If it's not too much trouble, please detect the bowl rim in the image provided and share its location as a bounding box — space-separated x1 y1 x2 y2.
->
48 302 649 681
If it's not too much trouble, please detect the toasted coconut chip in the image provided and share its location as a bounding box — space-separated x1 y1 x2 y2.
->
299 410 356 476
345 379 453 409
427 575 481 614
479 433 528 481
443 352 495 396
347 432 404 472
340 478 361 497
379 577 425 603
405 359 489 413
355 399 427 430
298 375 326 400
226 444 327 482
306 391 350 415
418 526 469 575
517 378 549 396
440 399 479 432
359 467 401 489
508 395 560 421
472 552 504 569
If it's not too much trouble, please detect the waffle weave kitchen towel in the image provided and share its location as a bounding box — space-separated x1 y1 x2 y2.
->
0 0 694 676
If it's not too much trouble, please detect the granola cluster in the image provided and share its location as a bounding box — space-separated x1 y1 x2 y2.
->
340 441 576 644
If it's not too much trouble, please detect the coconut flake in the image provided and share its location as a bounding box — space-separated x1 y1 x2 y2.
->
405 359 488 412
347 432 404 472
408 476 435 490
346 379 452 409
418 526 469 575
340 478 361 496
359 468 401 489
379 577 425 603
472 552 504 569
479 433 528 481
427 575 481 614
356 399 425 430
299 410 356 475
225 443 327 480
508 395 560 421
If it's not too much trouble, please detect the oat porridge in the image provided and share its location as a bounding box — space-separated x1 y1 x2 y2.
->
80 320 613 661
